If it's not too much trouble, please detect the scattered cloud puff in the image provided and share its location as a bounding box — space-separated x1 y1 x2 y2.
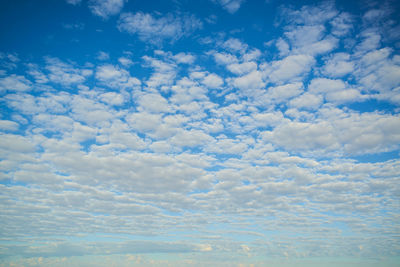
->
263 54 315 84
96 64 140 89
89 0 127 19
322 53 354 77
45 57 92 86
0 74 32 92
173 52 196 64
0 52 19 70
118 56 134 67
213 0 246 14
118 12 202 45
0 120 19 131
201 73 224 88
231 70 264 91
97 51 110 61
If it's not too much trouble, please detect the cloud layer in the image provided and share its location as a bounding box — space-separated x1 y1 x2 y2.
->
1 0 400 266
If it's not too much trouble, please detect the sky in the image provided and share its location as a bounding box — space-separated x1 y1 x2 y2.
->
0 0 400 266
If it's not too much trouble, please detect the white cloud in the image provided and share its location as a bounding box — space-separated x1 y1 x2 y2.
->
96 64 140 89
213 0 245 14
213 52 238 65
89 0 126 19
276 38 290 57
0 134 36 153
0 74 32 92
289 93 323 110
281 2 338 26
306 78 360 105
99 92 125 106
325 88 361 103
354 48 400 103
69 95 116 126
355 30 381 54
262 109 400 155
232 70 265 90
170 129 213 148
97 51 110 61
363 8 389 23
284 25 338 55
264 54 315 84
140 55 181 89
308 78 346 94
170 77 209 105
108 131 146 150
251 110 285 128
285 25 324 48
0 52 19 70
118 12 202 44
261 121 336 153
143 54 176 73
201 73 224 88
189 71 206 80
118 57 133 67
359 47 391 67
26 63 49 83
172 52 196 64
136 93 171 113
223 38 248 53
4 94 42 115
127 112 162 133
227 61 257 75
206 136 248 154
45 57 92 86
330 12 353 36
267 82 303 103
0 120 19 131
149 140 173 153
242 48 261 62
322 53 354 77
31 113 72 135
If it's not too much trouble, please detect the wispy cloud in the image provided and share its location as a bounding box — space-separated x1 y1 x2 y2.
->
44 57 92 86
65 0 82 5
118 12 202 44
89 0 126 19
0 74 32 92
213 0 246 14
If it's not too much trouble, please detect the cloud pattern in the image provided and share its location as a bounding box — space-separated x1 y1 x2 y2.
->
1 1 400 266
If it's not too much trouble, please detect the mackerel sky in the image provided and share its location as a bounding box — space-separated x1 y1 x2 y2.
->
0 0 400 266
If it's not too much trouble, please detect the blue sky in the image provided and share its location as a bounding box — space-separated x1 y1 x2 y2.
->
0 0 400 266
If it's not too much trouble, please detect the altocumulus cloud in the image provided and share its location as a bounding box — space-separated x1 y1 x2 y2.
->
118 12 203 44
0 0 400 266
